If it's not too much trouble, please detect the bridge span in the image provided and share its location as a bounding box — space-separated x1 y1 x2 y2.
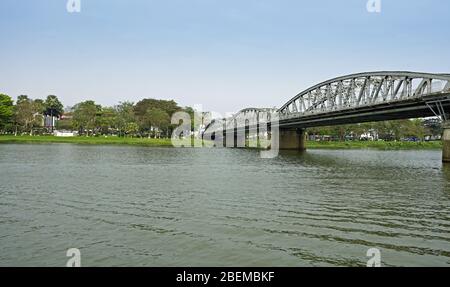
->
203 72 450 162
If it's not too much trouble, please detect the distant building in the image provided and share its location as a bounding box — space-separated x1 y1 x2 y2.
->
60 113 73 120
44 115 58 129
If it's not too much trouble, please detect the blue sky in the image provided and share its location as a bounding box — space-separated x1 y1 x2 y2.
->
1 0 449 113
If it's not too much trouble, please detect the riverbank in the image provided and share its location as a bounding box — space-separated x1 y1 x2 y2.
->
307 140 442 150
0 135 175 147
0 135 443 150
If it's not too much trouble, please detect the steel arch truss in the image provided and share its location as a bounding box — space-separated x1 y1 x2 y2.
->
225 108 277 130
203 108 277 135
278 72 450 119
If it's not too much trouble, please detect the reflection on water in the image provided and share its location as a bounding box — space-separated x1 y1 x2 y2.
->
0 144 449 266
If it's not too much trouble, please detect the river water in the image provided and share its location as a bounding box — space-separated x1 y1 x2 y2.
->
0 144 449 266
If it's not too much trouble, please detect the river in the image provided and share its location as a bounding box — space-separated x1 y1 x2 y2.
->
0 144 449 266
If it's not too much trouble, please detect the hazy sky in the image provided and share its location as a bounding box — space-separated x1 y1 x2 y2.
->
1 0 450 114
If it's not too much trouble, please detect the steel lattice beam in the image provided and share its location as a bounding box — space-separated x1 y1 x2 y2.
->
203 71 450 136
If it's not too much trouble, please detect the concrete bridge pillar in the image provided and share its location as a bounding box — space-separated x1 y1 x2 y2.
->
279 128 307 151
443 120 450 163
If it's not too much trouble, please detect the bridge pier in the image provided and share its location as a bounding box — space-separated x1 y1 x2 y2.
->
443 120 450 163
279 128 307 151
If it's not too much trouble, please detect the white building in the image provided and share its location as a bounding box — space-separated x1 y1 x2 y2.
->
54 130 77 137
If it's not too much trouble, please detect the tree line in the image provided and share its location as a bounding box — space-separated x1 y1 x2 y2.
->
308 119 442 141
0 93 443 140
0 94 64 136
0 93 195 138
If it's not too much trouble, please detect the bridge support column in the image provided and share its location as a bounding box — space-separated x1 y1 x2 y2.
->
222 129 226 148
443 120 450 163
279 128 307 151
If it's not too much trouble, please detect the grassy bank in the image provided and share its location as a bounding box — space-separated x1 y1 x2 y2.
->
307 140 442 150
0 135 175 147
0 135 443 150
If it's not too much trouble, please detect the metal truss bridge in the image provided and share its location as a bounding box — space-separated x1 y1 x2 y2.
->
204 71 450 134
202 71 450 161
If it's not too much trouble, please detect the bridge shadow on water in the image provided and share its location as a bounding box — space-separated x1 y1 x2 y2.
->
275 149 365 167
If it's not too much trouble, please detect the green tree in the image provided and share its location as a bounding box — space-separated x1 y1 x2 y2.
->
183 106 202 132
0 94 14 132
330 125 350 141
140 108 170 138
13 95 43 135
56 118 73 131
403 119 426 140
33 99 46 114
44 95 64 118
125 122 139 137
423 118 442 138
115 101 136 137
134 98 182 137
72 101 102 136
98 107 117 135
134 99 180 119
372 121 393 140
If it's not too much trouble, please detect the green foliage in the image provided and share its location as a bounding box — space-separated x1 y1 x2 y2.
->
307 140 442 150
184 106 201 130
56 118 73 130
309 119 432 141
125 122 139 136
3 91 441 142
134 98 181 137
72 101 102 135
0 94 14 131
136 107 170 137
44 95 64 117
13 95 44 135
134 99 180 119
2 92 208 138
115 101 136 137
98 107 117 134
0 135 175 147
33 99 46 114
423 118 442 137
